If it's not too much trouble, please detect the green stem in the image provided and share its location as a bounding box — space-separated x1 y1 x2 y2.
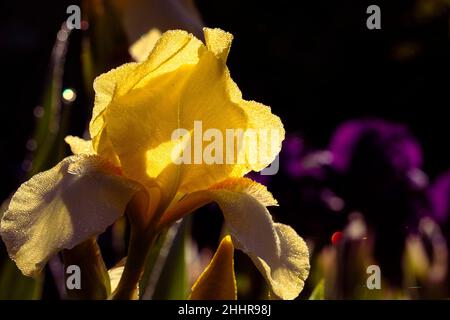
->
111 229 156 300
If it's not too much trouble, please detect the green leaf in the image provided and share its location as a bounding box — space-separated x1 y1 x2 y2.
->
0 257 43 300
138 227 170 299
309 278 325 300
29 24 72 176
140 218 189 300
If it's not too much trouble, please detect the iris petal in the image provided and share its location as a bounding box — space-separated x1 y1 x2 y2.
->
207 179 310 300
159 178 310 300
0 155 140 276
94 28 284 202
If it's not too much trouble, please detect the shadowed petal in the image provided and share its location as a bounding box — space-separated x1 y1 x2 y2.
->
0 155 140 277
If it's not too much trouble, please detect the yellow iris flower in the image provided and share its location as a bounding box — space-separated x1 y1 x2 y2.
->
0 28 309 300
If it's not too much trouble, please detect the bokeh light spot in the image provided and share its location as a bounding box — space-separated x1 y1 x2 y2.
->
62 88 76 103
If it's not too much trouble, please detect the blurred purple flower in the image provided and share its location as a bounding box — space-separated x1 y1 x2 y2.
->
325 118 430 286
282 134 305 178
245 171 272 186
281 134 332 179
429 170 450 224
329 118 423 180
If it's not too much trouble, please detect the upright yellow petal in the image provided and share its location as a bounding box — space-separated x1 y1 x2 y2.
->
90 62 139 167
92 30 205 187
93 28 284 206
0 155 140 277
204 28 233 62
90 62 139 140
116 30 204 95
189 235 237 300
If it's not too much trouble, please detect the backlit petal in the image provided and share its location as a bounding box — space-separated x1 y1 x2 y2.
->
0 155 140 277
204 28 233 62
255 223 311 300
159 178 310 299
95 28 283 203
207 179 310 300
90 63 138 140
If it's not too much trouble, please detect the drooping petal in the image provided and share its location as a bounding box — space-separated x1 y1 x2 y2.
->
208 179 309 299
95 28 284 202
159 178 310 300
0 155 140 277
65 135 95 155
189 235 237 300
256 223 310 300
